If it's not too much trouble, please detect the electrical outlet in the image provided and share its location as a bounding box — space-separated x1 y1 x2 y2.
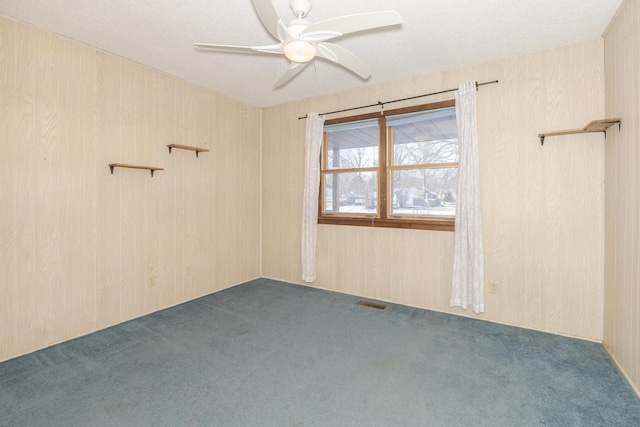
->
148 276 156 288
488 281 499 294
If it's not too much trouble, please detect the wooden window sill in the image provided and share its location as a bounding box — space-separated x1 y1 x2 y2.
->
318 216 454 231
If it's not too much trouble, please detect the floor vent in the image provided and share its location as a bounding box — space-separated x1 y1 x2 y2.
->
357 301 388 310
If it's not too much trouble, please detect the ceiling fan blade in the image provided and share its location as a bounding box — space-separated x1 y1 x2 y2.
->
301 11 402 42
194 42 283 54
251 0 282 41
316 43 371 79
273 62 309 88
277 20 290 43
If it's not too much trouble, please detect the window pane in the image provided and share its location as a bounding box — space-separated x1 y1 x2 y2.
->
392 139 458 166
326 121 379 169
390 168 457 217
323 171 377 214
389 107 458 166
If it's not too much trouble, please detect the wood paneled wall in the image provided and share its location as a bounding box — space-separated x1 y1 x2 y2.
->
1 13 620 365
0 17 260 361
262 39 605 341
604 0 640 394
0 17 98 359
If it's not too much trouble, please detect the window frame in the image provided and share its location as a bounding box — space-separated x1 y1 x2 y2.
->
318 100 456 232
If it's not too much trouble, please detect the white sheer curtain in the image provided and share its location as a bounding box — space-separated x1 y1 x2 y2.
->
450 81 485 314
301 112 325 283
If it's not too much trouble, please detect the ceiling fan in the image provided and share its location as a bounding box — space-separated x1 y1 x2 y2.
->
194 0 402 88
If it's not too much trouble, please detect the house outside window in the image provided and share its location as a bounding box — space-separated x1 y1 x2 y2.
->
319 100 457 231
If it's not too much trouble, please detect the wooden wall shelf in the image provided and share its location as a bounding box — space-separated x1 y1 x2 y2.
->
538 118 621 145
167 144 210 157
109 163 164 177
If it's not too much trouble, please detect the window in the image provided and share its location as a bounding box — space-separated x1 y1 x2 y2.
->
319 100 457 231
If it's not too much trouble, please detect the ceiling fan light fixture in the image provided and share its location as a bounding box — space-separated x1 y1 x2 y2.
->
284 40 316 63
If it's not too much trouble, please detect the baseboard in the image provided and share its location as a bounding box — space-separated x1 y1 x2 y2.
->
0 276 262 364
260 276 603 343
603 341 640 400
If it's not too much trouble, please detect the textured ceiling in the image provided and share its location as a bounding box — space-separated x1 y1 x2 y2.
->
0 0 623 108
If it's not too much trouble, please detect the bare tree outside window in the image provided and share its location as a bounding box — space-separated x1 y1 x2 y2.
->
388 107 458 217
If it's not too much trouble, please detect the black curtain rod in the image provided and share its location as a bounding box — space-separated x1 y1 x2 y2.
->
297 79 499 120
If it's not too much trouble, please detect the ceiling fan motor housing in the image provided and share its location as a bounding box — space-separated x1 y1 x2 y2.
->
287 19 310 38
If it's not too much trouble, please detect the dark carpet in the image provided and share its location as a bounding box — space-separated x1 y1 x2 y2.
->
1 278 639 426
